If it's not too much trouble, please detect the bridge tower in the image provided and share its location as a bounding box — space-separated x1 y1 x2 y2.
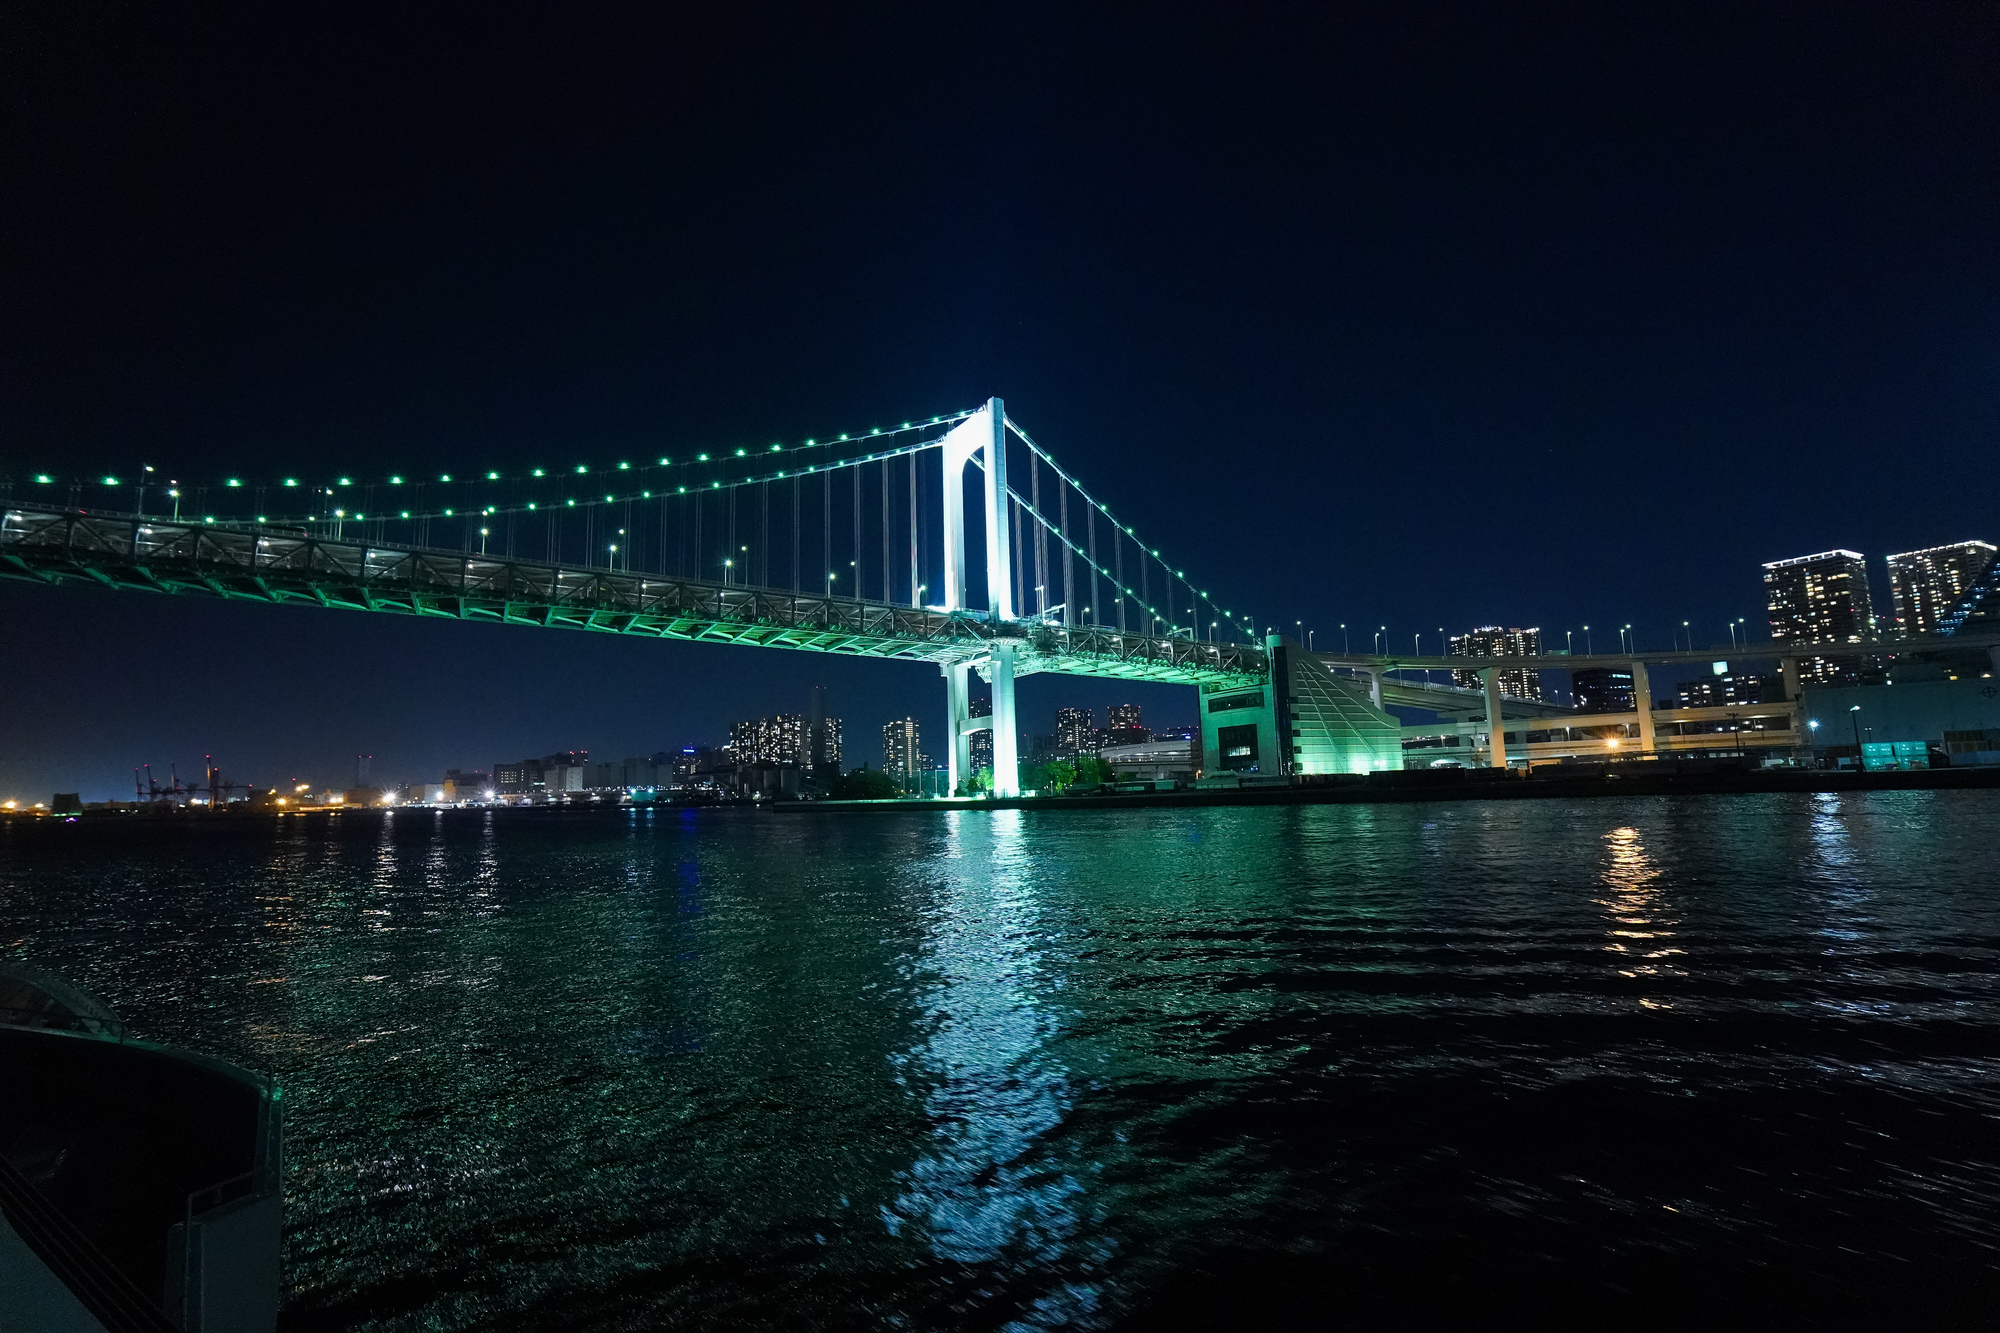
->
937 398 1021 797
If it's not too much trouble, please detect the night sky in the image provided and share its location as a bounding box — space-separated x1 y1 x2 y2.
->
5 5 1997 800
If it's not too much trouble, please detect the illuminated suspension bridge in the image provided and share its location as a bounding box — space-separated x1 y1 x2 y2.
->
1 399 1265 796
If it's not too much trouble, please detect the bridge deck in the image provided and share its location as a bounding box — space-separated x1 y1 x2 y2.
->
0 505 1265 686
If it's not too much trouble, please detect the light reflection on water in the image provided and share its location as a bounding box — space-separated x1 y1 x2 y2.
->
889 811 1104 1327
3 792 2000 1328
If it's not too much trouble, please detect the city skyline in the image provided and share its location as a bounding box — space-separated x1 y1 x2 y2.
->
14 526 1997 801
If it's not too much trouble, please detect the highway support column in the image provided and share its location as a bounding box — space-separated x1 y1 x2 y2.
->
1631 659 1658 754
1480 668 1507 769
1780 657 1802 701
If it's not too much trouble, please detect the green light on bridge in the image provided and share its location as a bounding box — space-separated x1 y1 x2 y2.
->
488 471 500 480
34 475 51 484
533 469 545 477
102 476 119 485
390 476 403 484
283 479 298 487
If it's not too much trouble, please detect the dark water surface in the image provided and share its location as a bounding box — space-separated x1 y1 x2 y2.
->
6 794 2000 1328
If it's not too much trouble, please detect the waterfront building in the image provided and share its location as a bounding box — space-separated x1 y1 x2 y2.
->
1200 638 1403 777
1798 676 2000 769
1108 703 1142 731
1886 541 1996 637
1764 549 1875 682
1448 627 1544 700
883 718 922 788
1570 667 1635 713
493 757 542 794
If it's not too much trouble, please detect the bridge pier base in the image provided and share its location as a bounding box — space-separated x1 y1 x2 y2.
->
990 643 1020 797
945 662 973 795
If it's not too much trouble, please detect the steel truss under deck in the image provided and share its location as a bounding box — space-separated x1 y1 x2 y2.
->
0 505 1265 687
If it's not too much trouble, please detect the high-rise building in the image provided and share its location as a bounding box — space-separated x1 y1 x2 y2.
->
1763 550 1874 682
1055 707 1092 757
1448 627 1544 700
882 718 921 788
968 697 994 773
729 715 806 766
1103 702 1148 746
1886 541 1996 637
1570 667 1635 713
807 685 844 778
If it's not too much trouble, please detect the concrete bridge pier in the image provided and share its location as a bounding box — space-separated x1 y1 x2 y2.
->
944 662 973 795
1480 668 1506 768
1630 660 1657 753
990 644 1020 797
1780 656 1802 701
